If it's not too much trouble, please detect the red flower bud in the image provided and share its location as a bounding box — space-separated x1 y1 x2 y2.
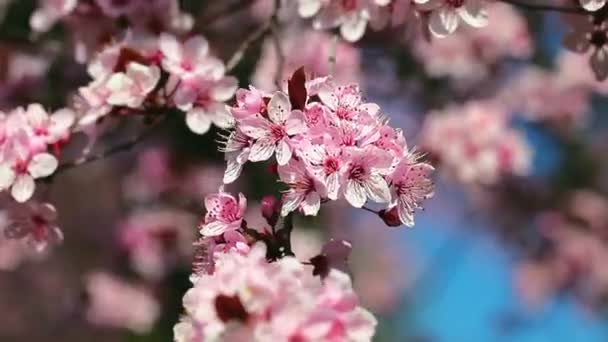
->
261 195 279 226
379 207 402 227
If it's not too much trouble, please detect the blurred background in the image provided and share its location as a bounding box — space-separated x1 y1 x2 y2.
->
1 0 608 341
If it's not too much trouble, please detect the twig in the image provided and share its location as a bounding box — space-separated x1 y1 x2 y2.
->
226 21 272 72
56 119 162 173
361 206 379 214
499 0 586 14
196 0 256 31
225 0 283 73
328 33 338 76
270 0 285 88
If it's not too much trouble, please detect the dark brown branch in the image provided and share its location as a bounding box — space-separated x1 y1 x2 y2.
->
56 119 162 173
226 21 272 72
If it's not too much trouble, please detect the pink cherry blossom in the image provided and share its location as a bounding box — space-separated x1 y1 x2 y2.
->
240 91 307 165
175 243 377 341
278 158 326 216
3 201 63 252
173 74 238 134
118 209 196 280
85 271 160 333
298 0 374 42
200 189 247 237
23 105 75 149
253 29 361 90
227 74 434 224
412 2 532 83
159 33 218 79
415 0 488 38
343 147 393 208
420 101 531 185
387 153 435 227
30 0 77 32
0 131 58 202
105 62 161 108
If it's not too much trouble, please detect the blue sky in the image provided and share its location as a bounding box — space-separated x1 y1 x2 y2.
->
387 183 608 342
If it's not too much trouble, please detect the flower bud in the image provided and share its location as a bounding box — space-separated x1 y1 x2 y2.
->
261 195 279 226
379 207 402 227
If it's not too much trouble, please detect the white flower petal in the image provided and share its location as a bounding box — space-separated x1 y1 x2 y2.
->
186 109 212 135
301 191 321 216
344 180 367 208
249 138 276 162
428 8 458 38
285 110 307 135
340 13 368 42
281 192 304 217
458 0 488 28
298 0 322 17
28 153 58 178
580 0 606 11
275 138 292 166
223 155 244 184
0 164 16 189
200 221 229 237
363 174 391 203
11 175 35 203
211 77 238 102
267 92 292 124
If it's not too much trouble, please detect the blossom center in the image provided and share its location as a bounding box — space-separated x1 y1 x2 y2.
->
348 164 367 181
590 30 608 47
13 159 29 175
270 124 287 141
323 158 340 175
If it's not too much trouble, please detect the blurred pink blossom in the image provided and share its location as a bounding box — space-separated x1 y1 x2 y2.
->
421 101 531 185
85 271 160 333
175 243 376 341
253 29 361 90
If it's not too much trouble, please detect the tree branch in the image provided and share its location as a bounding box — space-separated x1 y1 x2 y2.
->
225 0 283 73
56 119 162 174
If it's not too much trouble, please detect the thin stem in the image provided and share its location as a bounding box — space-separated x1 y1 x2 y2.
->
56 118 163 174
225 21 272 72
361 206 379 214
196 0 255 30
270 0 285 88
499 0 586 14
328 33 338 76
225 0 283 73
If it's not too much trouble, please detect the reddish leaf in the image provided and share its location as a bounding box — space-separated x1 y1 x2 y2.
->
214 294 249 323
288 67 307 111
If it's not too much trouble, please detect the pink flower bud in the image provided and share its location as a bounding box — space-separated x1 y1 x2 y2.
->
261 195 279 226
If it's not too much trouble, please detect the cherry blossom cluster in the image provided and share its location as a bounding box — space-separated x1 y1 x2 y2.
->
297 0 488 41
420 101 531 185
0 197 63 252
223 71 434 227
174 243 376 341
31 0 193 62
118 209 196 281
412 2 532 83
516 191 608 310
0 104 75 202
84 271 160 333
253 29 361 90
76 33 237 135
